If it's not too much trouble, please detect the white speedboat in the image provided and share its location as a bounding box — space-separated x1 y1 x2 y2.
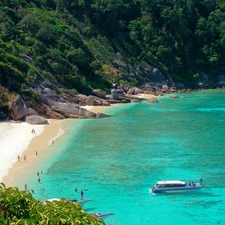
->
151 180 203 194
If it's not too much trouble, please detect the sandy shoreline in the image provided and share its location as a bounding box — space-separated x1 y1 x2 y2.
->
1 106 108 188
2 119 65 188
1 95 155 188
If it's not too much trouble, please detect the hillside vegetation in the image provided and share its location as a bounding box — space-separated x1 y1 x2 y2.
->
1 0 225 98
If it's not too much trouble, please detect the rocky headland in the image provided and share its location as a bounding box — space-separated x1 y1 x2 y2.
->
1 63 225 124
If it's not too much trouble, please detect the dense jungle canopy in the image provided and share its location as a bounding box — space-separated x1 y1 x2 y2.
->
0 0 225 96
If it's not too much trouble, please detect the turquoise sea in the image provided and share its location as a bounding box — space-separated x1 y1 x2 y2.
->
18 89 225 225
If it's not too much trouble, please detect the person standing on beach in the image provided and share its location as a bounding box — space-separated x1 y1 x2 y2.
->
36 151 38 156
24 155 26 161
18 155 20 161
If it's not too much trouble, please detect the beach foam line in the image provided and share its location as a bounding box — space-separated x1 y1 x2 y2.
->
0 121 45 182
80 105 108 113
49 127 65 145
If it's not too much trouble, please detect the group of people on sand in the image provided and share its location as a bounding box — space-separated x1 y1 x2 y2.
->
17 129 41 162
17 151 38 162
20 128 59 194
17 155 27 162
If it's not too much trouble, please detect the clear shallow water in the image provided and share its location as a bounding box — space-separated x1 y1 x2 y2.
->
21 90 225 225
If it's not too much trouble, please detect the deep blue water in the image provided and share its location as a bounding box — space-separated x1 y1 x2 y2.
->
19 89 225 225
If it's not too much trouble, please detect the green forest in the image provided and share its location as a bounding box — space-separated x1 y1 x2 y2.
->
1 0 225 96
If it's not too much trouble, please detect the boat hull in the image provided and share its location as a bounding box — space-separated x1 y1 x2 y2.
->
151 185 202 194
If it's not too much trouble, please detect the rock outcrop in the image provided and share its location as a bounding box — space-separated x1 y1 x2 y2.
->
8 96 28 120
25 115 49 124
2 59 224 124
92 89 107 98
49 101 101 119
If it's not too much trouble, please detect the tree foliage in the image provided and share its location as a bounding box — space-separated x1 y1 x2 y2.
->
0 183 105 224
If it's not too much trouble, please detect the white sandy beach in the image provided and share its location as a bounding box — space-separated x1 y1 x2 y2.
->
0 122 45 182
1 119 65 187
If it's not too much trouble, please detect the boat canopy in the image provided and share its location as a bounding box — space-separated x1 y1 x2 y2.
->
156 180 186 185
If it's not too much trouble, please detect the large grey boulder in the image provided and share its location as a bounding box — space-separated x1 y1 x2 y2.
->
111 89 124 100
92 89 107 98
50 102 100 118
89 97 104 106
127 87 144 95
45 107 66 119
80 108 96 118
77 94 88 105
51 102 80 117
162 85 169 91
25 115 49 124
102 101 110 106
27 108 39 116
86 95 96 106
150 68 165 83
8 96 28 120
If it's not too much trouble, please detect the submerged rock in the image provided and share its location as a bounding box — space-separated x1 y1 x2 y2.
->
148 97 158 103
